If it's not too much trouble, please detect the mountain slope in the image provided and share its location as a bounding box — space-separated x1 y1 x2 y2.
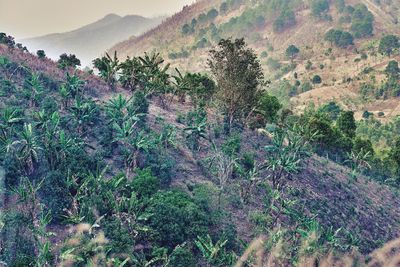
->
22 14 164 66
1 44 400 262
109 0 400 120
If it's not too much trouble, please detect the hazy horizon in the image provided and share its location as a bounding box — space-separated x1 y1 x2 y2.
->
0 0 195 39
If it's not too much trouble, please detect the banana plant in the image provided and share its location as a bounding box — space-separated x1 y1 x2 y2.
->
66 72 85 99
0 107 22 157
26 72 44 107
184 117 208 151
69 98 97 135
104 94 131 126
262 126 315 190
93 51 120 90
12 123 42 175
195 235 229 266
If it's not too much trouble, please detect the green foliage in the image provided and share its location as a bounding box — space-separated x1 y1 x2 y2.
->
166 245 196 267
0 212 36 266
378 35 399 56
318 102 342 120
173 70 216 105
385 60 400 78
273 9 296 33
57 53 81 70
182 23 194 35
92 51 120 90
208 38 264 131
220 2 229 14
266 57 281 70
311 0 330 17
130 168 160 198
148 190 210 249
312 75 322 84
207 8 219 20
285 44 300 60
350 4 374 38
40 171 72 221
324 29 354 48
337 111 357 139
255 93 282 124
36 50 46 59
195 234 234 266
263 126 314 189
353 137 374 157
335 0 345 13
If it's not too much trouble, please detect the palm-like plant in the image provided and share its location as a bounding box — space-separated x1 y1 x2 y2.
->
12 123 42 174
184 117 208 151
69 99 97 134
93 51 120 90
172 68 191 103
119 56 142 91
0 107 22 157
262 126 315 190
26 72 44 107
113 117 152 175
66 72 85 99
195 235 229 266
105 94 131 125
138 52 171 97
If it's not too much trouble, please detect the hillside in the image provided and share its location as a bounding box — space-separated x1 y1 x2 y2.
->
2 28 400 265
22 14 164 66
109 0 400 120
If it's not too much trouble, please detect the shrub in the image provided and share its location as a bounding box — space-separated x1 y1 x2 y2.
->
167 246 196 267
266 57 281 70
1 212 36 266
273 9 296 32
378 35 400 56
350 4 374 38
103 217 136 254
40 171 72 221
312 75 322 84
148 190 210 249
36 50 46 59
324 29 354 48
311 0 330 17
256 93 282 123
353 137 374 156
207 8 219 20
130 168 160 198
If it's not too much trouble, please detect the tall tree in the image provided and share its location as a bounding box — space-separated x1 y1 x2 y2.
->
208 38 264 131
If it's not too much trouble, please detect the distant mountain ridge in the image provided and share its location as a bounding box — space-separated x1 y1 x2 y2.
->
22 13 164 66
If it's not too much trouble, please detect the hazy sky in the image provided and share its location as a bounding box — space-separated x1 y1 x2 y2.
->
0 0 195 39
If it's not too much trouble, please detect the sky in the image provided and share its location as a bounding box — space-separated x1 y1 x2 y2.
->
0 0 195 39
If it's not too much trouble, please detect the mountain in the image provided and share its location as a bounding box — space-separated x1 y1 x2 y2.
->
22 13 164 66
109 0 400 120
2 42 400 265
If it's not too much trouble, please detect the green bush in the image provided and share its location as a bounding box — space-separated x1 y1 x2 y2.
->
351 4 374 38
311 0 330 17
0 212 36 266
148 190 210 249
103 217 136 254
40 171 72 221
167 246 196 267
312 75 322 84
131 168 160 198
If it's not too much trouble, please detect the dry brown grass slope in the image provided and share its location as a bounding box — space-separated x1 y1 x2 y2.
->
108 0 400 120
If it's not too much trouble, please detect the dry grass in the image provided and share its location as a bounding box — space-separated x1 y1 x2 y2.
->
235 236 400 267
